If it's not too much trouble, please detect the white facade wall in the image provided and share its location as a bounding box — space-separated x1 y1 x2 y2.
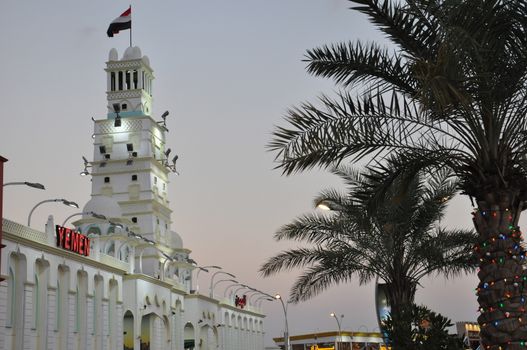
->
0 46 267 350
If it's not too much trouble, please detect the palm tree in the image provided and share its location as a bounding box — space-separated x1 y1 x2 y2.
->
383 303 464 350
269 1 527 348
261 167 475 337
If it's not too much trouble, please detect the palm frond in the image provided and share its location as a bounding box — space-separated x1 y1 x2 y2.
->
305 41 415 95
270 91 468 175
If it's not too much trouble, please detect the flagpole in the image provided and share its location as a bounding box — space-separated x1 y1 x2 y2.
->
129 5 132 47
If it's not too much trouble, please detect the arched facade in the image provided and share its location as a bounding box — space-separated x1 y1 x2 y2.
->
0 44 267 350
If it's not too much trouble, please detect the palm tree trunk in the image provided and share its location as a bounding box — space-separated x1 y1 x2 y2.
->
473 192 527 350
386 281 417 320
385 280 417 350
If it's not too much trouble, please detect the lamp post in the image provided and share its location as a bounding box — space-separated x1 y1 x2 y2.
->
212 278 237 294
230 285 251 299
224 283 247 297
0 156 6 282
195 265 221 293
330 312 344 350
254 296 274 308
61 211 107 227
27 198 79 227
209 271 236 297
3 181 45 190
275 293 290 350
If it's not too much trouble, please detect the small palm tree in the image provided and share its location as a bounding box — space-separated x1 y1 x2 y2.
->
383 304 464 350
261 167 475 335
270 1 527 347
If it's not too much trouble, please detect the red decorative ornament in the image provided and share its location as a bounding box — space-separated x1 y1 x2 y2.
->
235 295 247 309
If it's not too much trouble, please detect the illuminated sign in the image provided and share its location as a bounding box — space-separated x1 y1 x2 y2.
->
55 225 90 256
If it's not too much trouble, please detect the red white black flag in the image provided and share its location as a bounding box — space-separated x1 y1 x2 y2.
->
107 7 131 37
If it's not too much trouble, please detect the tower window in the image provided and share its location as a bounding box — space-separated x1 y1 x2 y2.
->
131 217 137 223
154 176 157 184
122 103 127 110
163 183 166 190
118 71 123 90
132 175 137 181
110 72 116 91
104 177 110 183
132 151 138 157
104 154 111 160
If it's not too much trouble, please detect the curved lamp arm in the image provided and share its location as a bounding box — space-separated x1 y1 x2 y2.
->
195 265 221 293
223 283 247 297
4 181 45 190
61 211 107 227
209 271 236 297
276 294 291 350
28 198 79 227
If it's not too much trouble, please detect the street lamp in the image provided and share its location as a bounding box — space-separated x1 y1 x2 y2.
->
27 198 79 227
230 285 251 299
248 290 274 305
224 283 247 297
3 181 45 190
276 293 291 350
194 265 221 293
212 278 237 292
330 312 344 350
254 295 274 308
209 271 236 297
61 211 107 227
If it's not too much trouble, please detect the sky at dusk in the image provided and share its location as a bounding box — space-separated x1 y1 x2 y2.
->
0 0 509 346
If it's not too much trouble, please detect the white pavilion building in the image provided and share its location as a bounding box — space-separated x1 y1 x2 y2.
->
0 46 267 350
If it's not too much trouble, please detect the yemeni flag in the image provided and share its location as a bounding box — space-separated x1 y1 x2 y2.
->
107 7 131 37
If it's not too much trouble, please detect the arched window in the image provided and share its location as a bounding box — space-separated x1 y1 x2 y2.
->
109 279 118 350
9 253 27 350
33 273 39 330
6 267 14 327
93 275 104 350
75 271 88 349
86 226 101 236
57 266 70 350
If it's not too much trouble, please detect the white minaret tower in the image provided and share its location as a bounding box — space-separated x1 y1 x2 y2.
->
76 46 188 279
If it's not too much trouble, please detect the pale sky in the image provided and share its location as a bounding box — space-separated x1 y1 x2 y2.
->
0 0 496 346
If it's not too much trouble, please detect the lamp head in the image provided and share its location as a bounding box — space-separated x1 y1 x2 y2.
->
62 199 79 208
316 200 332 211
91 213 107 220
161 110 169 119
275 294 281 300
330 312 336 317
25 182 45 190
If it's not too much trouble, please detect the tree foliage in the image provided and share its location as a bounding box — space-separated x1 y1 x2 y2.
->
260 166 476 312
383 304 464 350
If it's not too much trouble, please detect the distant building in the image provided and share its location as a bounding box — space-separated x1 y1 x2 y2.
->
456 322 482 349
0 45 267 350
273 331 388 350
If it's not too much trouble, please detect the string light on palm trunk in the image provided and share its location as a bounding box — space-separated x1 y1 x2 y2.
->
473 207 527 349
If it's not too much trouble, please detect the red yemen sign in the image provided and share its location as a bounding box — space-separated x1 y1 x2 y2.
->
55 225 90 256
